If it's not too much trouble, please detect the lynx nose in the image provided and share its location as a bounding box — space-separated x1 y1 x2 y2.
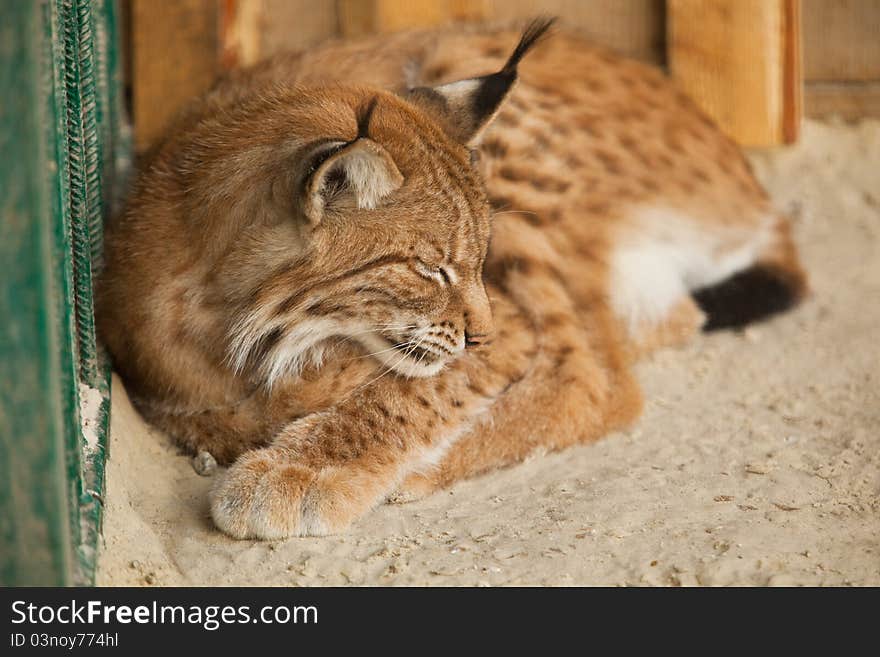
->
461 281 493 348
465 331 490 348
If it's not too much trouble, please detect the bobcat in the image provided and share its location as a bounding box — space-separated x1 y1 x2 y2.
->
97 19 807 539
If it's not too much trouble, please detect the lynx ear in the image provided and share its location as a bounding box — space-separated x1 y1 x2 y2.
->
406 17 555 146
301 138 403 224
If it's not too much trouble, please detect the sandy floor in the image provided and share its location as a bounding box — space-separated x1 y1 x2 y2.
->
97 119 880 586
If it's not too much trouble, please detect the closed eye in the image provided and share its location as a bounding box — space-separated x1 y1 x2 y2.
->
414 259 451 285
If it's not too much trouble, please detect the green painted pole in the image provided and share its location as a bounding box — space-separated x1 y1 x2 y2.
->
0 0 77 587
0 0 128 586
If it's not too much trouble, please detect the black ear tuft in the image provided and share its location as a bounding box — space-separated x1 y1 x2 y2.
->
405 17 557 146
501 16 557 75
472 16 556 118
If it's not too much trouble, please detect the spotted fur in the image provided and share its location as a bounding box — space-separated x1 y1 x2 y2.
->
97 20 806 539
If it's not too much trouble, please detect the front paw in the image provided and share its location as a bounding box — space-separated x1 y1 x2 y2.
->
210 449 317 539
210 449 384 539
389 470 442 503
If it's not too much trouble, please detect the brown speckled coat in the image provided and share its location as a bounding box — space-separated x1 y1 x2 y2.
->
97 22 806 539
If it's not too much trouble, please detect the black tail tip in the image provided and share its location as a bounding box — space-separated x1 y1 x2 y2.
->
692 265 806 331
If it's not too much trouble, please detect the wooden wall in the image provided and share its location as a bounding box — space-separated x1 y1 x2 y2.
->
224 0 666 64
131 0 220 152
802 0 880 119
668 0 802 146
128 0 880 151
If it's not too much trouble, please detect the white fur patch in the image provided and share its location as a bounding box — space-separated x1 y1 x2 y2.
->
227 310 335 388
261 318 336 386
610 206 773 330
306 139 403 223
340 148 401 210
436 78 481 99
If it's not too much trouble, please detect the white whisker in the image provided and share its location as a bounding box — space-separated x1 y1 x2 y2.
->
352 333 426 394
346 341 410 361
491 209 539 219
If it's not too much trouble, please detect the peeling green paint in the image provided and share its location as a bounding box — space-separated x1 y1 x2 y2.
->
0 0 128 586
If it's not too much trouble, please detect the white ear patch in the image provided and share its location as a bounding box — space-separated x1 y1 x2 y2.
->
304 139 403 223
428 78 506 147
434 79 482 107
337 143 403 210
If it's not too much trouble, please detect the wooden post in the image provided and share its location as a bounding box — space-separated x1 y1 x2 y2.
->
338 0 488 37
668 0 802 147
131 0 221 152
222 0 341 68
487 0 666 63
803 0 880 120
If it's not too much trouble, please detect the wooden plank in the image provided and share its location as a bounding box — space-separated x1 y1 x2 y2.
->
221 0 261 68
803 0 880 82
783 0 802 142
131 0 220 151
486 0 665 63
668 0 802 147
338 0 489 37
250 0 663 66
806 81 880 118
223 0 340 67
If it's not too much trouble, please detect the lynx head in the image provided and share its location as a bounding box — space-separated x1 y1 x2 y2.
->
200 19 555 385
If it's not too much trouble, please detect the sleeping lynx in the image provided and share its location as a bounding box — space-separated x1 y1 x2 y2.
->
97 20 807 539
